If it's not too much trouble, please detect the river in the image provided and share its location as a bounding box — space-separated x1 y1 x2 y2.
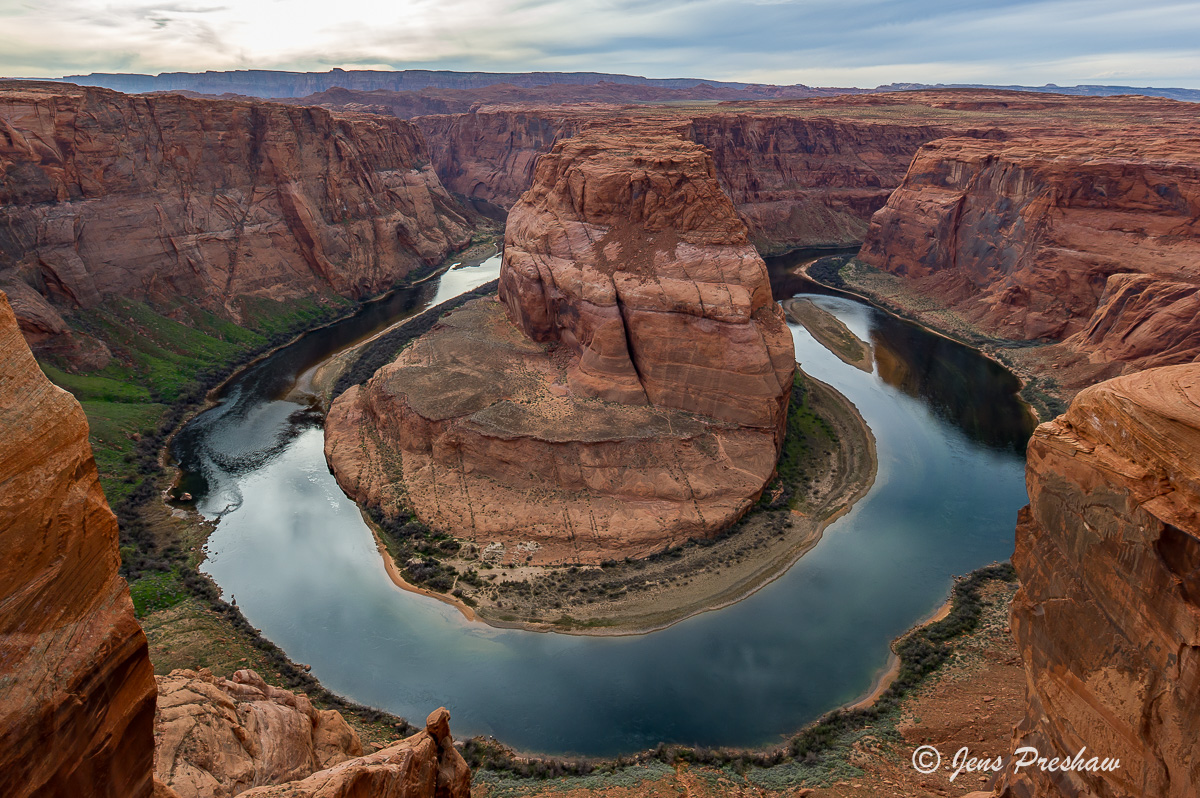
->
172 250 1033 757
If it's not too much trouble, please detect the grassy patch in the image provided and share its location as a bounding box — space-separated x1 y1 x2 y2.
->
40 295 349 504
128 570 188 616
765 373 838 510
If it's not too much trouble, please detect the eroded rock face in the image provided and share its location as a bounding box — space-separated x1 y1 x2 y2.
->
154 669 364 798
859 135 1200 374
999 364 1200 797
0 81 474 356
0 290 157 798
499 131 795 430
238 708 469 798
326 130 794 562
415 107 958 252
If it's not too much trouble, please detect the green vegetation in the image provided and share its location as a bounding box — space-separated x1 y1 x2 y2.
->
764 373 838 511
40 294 349 503
128 570 188 616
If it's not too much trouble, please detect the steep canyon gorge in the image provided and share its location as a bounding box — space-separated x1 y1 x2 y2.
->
2 77 1200 798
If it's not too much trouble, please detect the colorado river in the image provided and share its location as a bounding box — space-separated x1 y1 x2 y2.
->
172 251 1033 757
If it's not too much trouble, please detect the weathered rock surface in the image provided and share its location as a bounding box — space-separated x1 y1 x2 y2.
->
500 131 795 428
154 669 363 798
415 107 958 252
0 81 474 357
686 113 952 252
0 289 157 798
999 364 1200 797
326 131 794 562
860 134 1200 378
237 707 469 798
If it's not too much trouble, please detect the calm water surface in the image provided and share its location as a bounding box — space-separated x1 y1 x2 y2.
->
174 252 1033 756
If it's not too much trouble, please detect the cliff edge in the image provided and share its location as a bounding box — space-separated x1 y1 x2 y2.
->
0 289 158 798
999 364 1200 797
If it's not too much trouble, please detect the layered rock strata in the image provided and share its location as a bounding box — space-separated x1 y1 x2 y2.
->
415 108 959 251
999 364 1200 797
0 290 157 798
154 669 364 798
326 131 794 563
0 81 474 357
859 135 1200 377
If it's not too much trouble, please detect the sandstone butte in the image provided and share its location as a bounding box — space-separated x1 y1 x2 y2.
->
0 289 157 798
0 286 471 796
859 133 1200 389
325 129 795 563
0 81 474 367
995 364 1200 798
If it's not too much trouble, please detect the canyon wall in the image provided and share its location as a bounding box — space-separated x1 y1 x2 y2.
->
999 364 1200 797
414 107 969 252
685 114 955 251
326 129 795 563
0 289 158 798
859 135 1200 376
0 81 474 356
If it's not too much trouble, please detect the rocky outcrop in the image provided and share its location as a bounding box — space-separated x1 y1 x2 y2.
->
152 669 468 798
999 364 1200 797
0 81 474 357
154 669 364 798
0 289 157 798
326 130 794 563
859 134 1200 374
238 707 469 798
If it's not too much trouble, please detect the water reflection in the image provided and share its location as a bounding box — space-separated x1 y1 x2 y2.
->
175 251 1033 756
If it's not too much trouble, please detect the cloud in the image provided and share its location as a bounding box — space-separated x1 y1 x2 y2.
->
0 0 1196 87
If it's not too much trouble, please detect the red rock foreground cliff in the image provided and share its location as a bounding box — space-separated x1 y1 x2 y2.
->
0 286 471 797
325 129 795 563
0 81 474 363
0 289 157 798
997 364 1200 797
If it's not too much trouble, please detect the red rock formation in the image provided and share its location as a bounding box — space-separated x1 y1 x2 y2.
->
415 110 582 208
325 130 795 563
999 364 1200 797
859 134 1200 371
0 289 157 798
238 708 469 798
414 107 956 251
0 81 474 355
685 114 953 252
500 131 795 429
154 669 364 798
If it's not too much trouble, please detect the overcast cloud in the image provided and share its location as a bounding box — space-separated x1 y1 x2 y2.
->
1 0 1197 87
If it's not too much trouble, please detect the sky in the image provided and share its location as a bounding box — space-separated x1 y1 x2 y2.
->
1 0 1198 88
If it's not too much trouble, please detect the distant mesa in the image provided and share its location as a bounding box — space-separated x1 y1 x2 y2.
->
325 128 796 563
